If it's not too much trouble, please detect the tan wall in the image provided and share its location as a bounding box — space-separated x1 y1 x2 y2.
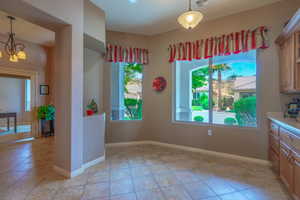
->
105 0 300 160
84 1 106 44
84 48 104 113
104 31 151 142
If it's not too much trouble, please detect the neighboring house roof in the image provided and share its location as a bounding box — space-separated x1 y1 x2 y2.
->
233 76 256 91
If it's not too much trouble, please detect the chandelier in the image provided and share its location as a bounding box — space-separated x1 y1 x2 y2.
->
178 0 204 29
0 16 27 62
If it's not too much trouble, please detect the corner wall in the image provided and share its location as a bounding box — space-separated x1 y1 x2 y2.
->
105 0 300 160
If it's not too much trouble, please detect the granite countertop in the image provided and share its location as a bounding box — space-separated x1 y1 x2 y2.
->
267 112 300 136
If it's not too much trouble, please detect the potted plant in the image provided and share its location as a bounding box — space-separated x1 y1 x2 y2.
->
86 99 98 116
37 105 55 137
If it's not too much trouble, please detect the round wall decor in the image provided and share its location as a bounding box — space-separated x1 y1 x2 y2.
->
152 76 167 92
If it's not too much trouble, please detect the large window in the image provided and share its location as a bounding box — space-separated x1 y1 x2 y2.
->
111 63 143 120
174 50 257 127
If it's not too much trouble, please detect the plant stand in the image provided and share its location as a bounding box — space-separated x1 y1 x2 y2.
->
41 119 54 137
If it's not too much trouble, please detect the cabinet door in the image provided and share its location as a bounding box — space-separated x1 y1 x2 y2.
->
293 153 300 200
269 148 280 174
280 144 294 192
280 35 296 92
296 32 300 63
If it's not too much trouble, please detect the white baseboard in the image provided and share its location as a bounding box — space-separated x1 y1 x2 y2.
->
106 140 270 166
106 141 149 147
53 154 106 178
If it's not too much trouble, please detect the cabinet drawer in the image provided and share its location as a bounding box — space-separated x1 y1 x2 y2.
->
269 134 280 154
270 122 279 136
280 128 294 146
280 145 294 192
291 134 300 154
293 152 300 200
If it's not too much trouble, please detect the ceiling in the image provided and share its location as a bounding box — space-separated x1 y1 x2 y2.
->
92 0 281 35
0 11 55 46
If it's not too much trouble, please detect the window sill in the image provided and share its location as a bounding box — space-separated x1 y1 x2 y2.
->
110 120 143 123
172 120 259 130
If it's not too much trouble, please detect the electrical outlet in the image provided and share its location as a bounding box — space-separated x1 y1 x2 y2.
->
208 129 212 136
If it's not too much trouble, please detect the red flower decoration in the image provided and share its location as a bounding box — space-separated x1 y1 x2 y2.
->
152 77 167 92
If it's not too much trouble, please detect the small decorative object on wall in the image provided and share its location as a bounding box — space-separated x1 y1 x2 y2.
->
86 99 98 116
40 85 49 95
152 77 167 92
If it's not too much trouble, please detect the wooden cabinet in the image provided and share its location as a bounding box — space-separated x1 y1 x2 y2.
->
293 153 300 200
268 119 300 199
280 144 294 192
276 9 300 93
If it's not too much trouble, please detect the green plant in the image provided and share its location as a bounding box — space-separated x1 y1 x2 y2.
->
233 96 256 127
224 117 237 125
124 98 142 120
37 105 55 120
87 99 98 113
194 115 204 122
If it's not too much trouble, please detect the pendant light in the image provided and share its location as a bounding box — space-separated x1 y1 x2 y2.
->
0 16 27 62
177 0 203 29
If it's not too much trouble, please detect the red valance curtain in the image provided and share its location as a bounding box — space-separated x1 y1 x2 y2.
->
168 26 268 63
106 44 149 65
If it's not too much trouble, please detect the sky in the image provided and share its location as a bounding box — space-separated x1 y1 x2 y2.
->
214 62 256 80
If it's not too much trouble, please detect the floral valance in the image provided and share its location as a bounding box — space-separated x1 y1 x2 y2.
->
168 26 268 63
106 44 149 65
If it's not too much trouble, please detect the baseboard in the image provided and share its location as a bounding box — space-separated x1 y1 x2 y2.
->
83 154 106 170
53 154 106 178
106 140 270 166
106 141 149 147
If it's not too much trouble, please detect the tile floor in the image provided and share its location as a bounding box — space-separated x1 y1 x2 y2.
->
0 138 292 200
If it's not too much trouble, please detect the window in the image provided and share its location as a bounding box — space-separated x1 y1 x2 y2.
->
111 63 143 120
174 50 257 127
25 79 31 112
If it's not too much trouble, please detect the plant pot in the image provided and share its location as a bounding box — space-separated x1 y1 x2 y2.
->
41 119 54 137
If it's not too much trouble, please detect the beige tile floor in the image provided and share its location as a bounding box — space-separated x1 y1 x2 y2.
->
0 137 292 200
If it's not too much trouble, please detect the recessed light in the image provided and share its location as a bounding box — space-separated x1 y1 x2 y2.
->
129 0 137 4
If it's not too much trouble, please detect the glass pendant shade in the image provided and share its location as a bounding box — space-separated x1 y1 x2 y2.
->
0 51 2 58
178 10 203 29
9 55 18 62
17 50 27 60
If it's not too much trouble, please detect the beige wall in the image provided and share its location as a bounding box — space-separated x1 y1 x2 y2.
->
104 31 151 143
105 0 300 160
84 48 104 113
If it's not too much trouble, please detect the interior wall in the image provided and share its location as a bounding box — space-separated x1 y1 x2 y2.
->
105 0 300 160
84 47 104 113
104 31 151 143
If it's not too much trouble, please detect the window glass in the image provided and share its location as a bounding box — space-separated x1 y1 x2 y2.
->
111 63 143 120
174 50 257 127
175 59 210 123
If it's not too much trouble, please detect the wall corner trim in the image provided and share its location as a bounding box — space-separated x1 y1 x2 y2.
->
106 141 270 166
53 154 106 178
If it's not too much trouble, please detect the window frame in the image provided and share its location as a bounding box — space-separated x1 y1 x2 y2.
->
110 62 144 122
24 79 31 112
172 50 260 129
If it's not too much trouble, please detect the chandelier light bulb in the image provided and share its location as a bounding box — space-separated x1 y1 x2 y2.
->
0 51 2 58
17 50 27 60
9 55 18 62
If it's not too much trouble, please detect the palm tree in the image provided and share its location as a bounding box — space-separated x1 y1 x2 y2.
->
211 64 231 111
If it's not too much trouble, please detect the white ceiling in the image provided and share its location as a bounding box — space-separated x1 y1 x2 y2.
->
0 11 55 46
92 0 281 35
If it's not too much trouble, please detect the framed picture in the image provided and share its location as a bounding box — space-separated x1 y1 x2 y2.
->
40 85 49 95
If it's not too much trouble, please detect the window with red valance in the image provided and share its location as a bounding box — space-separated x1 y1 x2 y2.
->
168 26 268 63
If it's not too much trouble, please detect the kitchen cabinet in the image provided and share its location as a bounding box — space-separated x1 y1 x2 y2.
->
293 152 300 200
268 119 300 199
276 9 300 93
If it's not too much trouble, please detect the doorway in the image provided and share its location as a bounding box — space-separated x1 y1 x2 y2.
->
0 66 38 143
